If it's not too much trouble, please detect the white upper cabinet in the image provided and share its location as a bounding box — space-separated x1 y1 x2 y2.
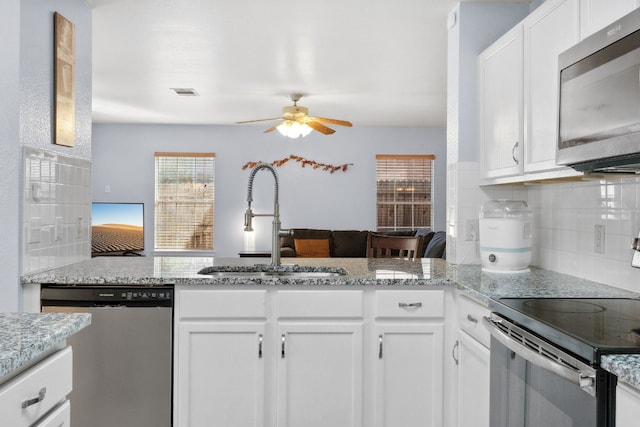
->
479 0 587 183
523 0 580 174
478 24 524 180
580 0 640 39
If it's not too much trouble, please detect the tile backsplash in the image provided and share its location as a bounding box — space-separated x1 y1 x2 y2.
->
448 162 640 294
23 146 91 274
527 177 640 293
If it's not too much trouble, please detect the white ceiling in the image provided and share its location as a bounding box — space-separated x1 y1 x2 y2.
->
89 0 527 128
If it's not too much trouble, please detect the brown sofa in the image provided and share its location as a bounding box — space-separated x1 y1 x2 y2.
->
280 228 446 259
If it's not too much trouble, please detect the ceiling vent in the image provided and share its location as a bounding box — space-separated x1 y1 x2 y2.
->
170 88 199 96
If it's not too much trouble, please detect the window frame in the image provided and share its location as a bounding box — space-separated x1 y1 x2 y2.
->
154 152 215 251
375 154 434 231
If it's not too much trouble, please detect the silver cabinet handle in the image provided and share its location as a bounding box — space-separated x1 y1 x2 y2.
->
452 340 459 365
281 334 286 358
398 302 422 309
467 314 478 323
22 387 46 409
512 141 519 164
378 335 383 359
258 334 263 359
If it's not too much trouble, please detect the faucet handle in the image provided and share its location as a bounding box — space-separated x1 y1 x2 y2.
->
244 209 254 232
279 228 293 237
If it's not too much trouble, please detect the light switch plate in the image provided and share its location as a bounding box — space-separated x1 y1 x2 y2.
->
632 232 640 268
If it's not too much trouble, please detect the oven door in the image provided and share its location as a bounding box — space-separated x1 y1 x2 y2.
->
486 314 616 427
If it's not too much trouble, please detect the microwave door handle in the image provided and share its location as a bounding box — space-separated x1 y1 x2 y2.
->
484 316 596 396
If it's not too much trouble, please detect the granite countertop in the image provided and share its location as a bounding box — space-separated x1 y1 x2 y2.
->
0 312 91 383
20 256 640 389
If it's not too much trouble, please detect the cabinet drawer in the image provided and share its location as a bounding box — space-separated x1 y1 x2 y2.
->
33 399 70 427
0 347 72 427
457 294 491 348
278 290 364 318
375 290 444 319
179 290 267 319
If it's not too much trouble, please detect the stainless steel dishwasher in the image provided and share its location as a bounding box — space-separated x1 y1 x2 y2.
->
41 285 173 427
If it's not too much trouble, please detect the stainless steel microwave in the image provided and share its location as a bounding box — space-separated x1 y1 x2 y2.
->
557 7 640 174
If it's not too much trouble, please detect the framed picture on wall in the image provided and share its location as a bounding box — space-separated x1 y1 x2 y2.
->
54 12 75 147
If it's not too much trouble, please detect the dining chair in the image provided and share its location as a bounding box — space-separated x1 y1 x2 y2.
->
366 233 424 260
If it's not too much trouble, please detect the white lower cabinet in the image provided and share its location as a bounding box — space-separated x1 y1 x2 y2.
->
0 347 73 427
456 330 490 427
276 323 363 427
374 323 444 427
175 322 266 427
453 293 491 427
616 381 640 427
175 287 446 427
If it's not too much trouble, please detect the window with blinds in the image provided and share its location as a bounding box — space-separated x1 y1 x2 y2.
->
376 154 434 231
154 152 215 250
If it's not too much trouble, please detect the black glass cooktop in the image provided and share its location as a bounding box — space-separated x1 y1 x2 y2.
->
490 297 640 364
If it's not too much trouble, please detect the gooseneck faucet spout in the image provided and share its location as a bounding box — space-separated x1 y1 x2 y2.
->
244 163 288 266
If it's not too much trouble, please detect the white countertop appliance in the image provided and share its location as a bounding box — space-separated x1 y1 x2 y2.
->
479 200 532 273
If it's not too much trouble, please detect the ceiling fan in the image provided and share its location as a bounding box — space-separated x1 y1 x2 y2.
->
236 94 352 138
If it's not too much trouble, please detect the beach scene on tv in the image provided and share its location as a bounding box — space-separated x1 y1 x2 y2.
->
91 203 144 254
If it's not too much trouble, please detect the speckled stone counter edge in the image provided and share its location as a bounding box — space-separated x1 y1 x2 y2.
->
0 312 91 382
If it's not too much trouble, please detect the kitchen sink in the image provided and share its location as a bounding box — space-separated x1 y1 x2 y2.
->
201 271 345 277
197 264 347 277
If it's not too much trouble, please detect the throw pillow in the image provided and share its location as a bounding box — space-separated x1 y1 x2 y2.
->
294 238 331 258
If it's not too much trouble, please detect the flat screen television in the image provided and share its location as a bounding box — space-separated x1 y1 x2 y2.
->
91 202 144 254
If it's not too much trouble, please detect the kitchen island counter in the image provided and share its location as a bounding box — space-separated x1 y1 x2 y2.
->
21 256 640 389
21 256 639 298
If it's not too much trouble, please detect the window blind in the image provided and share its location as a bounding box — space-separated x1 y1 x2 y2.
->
154 152 215 250
376 154 434 231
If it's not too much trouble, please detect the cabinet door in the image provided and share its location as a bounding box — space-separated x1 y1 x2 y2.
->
524 0 580 173
175 322 266 427
277 323 363 427
479 25 524 180
374 323 444 427
580 0 640 39
456 330 490 427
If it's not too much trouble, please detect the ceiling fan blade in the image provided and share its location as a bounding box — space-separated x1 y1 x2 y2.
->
306 120 336 135
310 116 353 127
236 117 283 124
264 125 278 133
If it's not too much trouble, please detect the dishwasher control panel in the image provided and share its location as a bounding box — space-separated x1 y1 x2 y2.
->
41 285 174 307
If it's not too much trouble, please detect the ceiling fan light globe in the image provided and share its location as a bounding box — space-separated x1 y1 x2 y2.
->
277 121 312 138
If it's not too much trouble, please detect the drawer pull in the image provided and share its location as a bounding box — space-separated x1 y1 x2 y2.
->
467 314 478 323
398 302 423 309
22 387 46 409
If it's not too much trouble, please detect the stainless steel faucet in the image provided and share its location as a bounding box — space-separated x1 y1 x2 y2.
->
244 163 289 266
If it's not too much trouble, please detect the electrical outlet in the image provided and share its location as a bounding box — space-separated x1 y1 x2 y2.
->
466 219 479 241
594 224 605 254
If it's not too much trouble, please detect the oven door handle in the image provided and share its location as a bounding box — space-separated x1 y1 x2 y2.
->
485 315 597 396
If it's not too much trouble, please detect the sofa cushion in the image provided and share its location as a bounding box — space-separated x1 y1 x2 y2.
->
424 231 446 258
331 230 369 257
294 238 331 257
414 228 434 257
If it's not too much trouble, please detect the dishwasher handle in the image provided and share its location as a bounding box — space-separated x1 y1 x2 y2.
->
485 314 597 396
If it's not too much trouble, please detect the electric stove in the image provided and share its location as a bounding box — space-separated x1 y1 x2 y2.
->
489 297 640 364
